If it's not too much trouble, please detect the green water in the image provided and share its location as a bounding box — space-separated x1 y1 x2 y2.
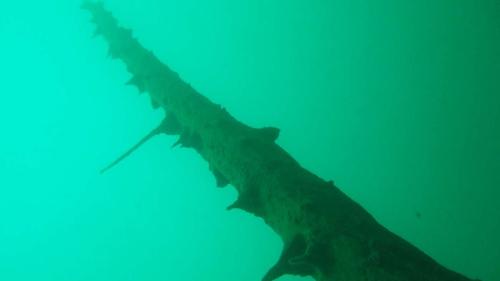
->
0 1 498 280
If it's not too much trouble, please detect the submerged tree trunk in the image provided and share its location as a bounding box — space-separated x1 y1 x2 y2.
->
82 2 477 281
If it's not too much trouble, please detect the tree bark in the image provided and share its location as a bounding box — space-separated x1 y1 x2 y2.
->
82 2 478 281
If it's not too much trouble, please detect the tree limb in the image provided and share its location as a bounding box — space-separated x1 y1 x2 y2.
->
82 2 478 280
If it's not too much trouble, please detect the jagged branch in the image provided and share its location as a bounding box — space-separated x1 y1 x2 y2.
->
82 2 478 281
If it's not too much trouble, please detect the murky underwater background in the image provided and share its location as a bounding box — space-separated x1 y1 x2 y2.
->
0 0 499 280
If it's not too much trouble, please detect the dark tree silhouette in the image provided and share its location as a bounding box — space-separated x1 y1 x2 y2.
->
82 2 477 281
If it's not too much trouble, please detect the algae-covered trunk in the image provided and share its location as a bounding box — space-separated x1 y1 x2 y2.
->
82 2 476 281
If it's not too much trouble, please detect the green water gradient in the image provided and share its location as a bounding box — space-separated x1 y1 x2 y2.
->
0 1 498 280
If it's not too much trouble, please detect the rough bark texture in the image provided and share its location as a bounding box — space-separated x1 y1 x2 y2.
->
82 2 477 281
